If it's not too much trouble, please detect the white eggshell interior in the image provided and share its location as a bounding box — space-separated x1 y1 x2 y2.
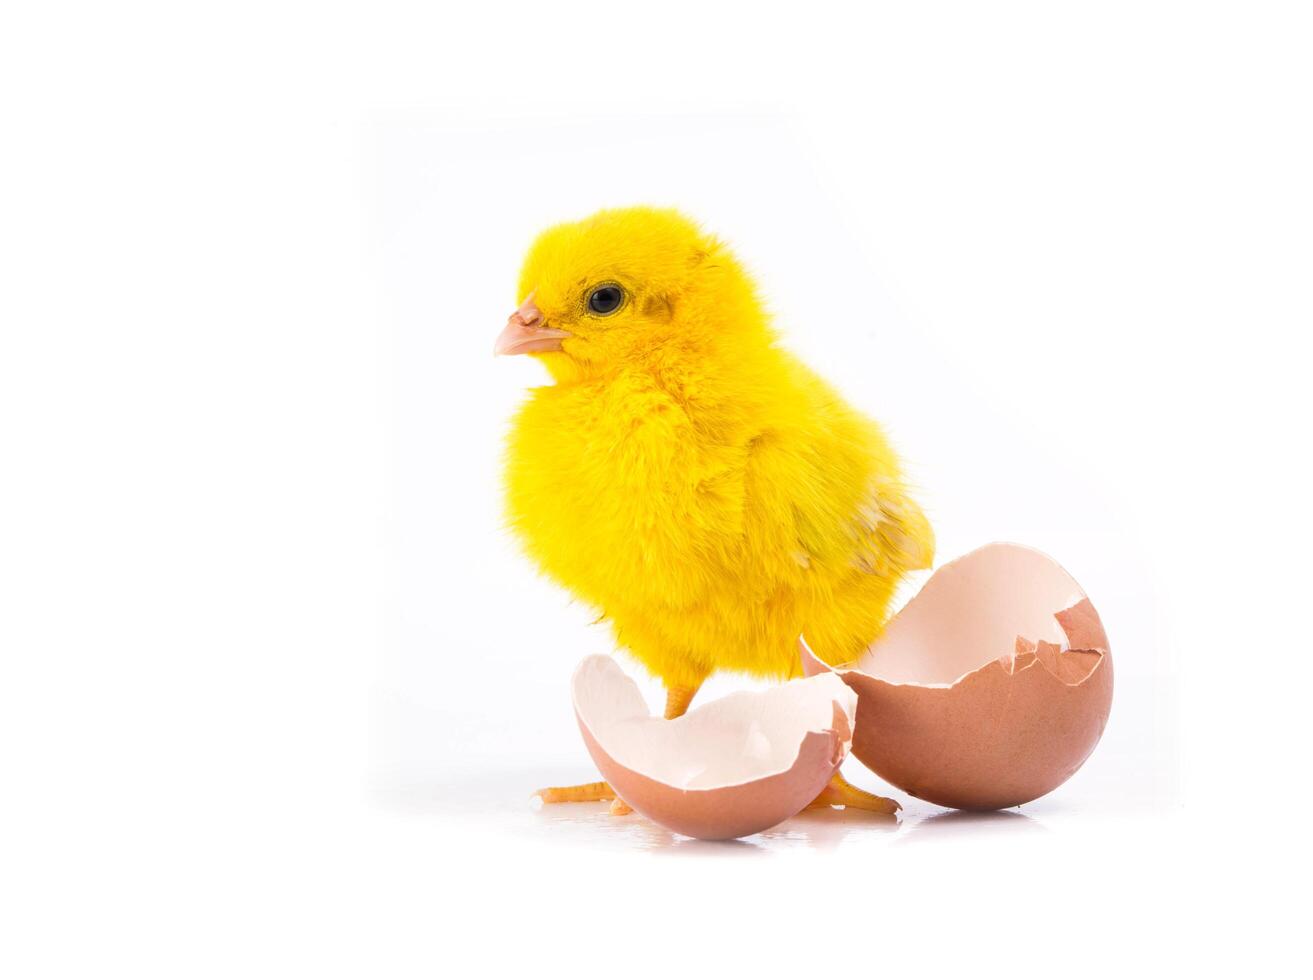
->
573 655 855 790
860 543 1088 685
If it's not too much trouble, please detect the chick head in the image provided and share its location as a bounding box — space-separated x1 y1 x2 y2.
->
495 206 766 377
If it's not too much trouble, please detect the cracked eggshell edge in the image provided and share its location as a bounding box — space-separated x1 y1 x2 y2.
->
571 655 857 840
800 542 1114 810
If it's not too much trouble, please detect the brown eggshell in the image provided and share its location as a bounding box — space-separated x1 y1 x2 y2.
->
571 655 857 840
801 542 1113 810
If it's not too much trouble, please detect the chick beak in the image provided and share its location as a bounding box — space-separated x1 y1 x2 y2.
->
494 293 571 356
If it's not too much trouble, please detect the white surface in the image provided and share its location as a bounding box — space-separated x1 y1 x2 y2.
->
3 2 1310 977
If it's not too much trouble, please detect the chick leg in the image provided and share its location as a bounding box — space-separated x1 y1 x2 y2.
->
662 682 699 720
808 771 901 814
534 681 703 815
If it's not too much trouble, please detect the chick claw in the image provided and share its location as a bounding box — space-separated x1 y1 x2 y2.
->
807 771 901 815
533 780 634 815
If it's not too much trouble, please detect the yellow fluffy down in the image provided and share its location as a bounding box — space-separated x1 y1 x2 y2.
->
503 207 933 692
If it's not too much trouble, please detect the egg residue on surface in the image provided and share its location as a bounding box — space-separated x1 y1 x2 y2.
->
801 542 1113 810
571 654 857 840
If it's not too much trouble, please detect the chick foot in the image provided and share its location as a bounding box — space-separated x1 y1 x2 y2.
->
808 771 901 814
532 780 635 814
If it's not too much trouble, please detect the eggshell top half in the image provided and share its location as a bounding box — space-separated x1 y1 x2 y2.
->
572 655 857 840
802 542 1113 811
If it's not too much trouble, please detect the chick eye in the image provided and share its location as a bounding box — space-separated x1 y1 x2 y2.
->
587 285 624 316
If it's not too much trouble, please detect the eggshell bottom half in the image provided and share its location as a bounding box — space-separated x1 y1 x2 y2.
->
572 655 856 840
803 543 1113 810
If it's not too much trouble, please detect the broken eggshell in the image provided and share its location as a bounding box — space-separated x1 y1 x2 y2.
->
801 542 1113 811
572 654 857 840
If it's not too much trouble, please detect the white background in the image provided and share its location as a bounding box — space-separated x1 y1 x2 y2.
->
3 2 1310 976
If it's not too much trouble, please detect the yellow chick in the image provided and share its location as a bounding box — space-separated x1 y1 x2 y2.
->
497 207 933 814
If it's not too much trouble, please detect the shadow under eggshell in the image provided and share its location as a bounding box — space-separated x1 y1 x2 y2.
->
571 655 856 840
801 542 1113 811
